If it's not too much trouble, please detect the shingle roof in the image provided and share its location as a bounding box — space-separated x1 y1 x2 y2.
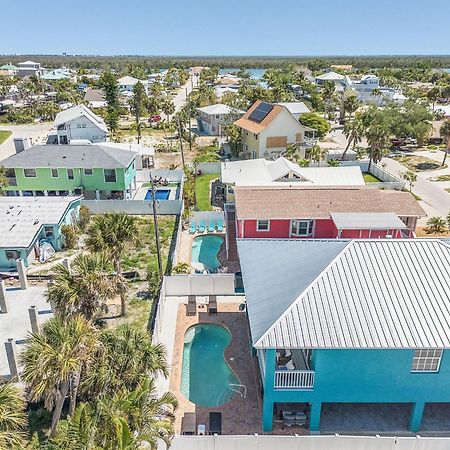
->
238 239 450 349
54 105 108 133
234 187 425 219
234 100 286 134
1 144 137 169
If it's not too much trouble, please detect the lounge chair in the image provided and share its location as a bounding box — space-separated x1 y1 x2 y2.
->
189 222 196 234
208 295 217 314
181 412 196 435
216 219 224 233
186 295 197 316
197 221 206 233
209 412 222 435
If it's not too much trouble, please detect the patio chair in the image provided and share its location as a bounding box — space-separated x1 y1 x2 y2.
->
197 221 206 233
181 412 196 435
208 295 218 314
189 222 196 234
209 412 222 435
186 295 197 316
216 219 224 232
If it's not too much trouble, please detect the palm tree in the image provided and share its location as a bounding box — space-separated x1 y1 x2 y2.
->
426 216 448 235
343 92 360 121
85 213 138 316
402 170 417 193
342 116 364 160
440 120 450 166
309 144 327 167
48 253 122 322
0 382 27 449
283 143 303 164
365 123 391 170
20 316 99 437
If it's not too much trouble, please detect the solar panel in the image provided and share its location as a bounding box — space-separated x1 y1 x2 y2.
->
249 102 274 123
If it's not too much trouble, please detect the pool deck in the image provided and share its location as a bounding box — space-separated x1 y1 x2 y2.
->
133 184 178 200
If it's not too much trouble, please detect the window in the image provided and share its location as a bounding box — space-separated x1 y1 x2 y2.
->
82 123 87 128
291 220 314 236
411 349 443 373
67 169 74 180
24 168 36 178
227 186 234 194
84 168 93 175
5 250 20 260
5 169 15 178
44 226 54 238
104 169 117 183
257 220 270 231
77 124 82 128
253 133 258 140
51 169 58 178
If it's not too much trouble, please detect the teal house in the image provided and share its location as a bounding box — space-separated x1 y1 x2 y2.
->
0 196 81 271
2 144 137 200
238 238 450 434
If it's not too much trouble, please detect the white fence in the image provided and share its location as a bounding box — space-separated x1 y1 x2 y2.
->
194 162 222 174
164 435 450 450
136 168 184 183
164 274 236 296
82 199 183 215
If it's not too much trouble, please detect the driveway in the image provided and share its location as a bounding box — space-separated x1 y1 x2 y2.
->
0 123 53 161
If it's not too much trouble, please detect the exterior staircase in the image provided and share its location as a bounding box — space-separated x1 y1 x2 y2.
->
225 203 238 261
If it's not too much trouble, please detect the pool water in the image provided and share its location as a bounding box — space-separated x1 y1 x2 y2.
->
181 324 239 407
145 189 170 201
191 235 224 271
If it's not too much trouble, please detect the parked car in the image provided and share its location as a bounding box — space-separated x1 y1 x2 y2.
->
148 114 161 123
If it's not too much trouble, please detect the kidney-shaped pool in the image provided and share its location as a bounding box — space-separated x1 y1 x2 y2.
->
181 323 239 407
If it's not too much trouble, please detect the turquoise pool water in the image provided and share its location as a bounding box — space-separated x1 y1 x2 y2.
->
181 324 239 407
191 235 224 271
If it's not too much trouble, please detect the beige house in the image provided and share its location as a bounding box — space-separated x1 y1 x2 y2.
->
234 101 314 160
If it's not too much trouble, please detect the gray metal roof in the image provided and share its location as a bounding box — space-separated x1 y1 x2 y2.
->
54 105 108 133
330 212 408 230
1 144 137 169
238 239 450 349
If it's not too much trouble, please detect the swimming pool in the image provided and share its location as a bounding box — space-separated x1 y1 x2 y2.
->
181 324 239 407
144 189 171 201
191 235 224 271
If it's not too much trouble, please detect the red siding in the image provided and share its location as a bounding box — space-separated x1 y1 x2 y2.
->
242 219 291 238
313 219 337 238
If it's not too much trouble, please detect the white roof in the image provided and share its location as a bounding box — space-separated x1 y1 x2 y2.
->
54 104 108 134
93 141 155 156
330 212 408 230
117 75 147 86
316 71 345 81
196 103 244 116
435 105 450 116
277 102 310 115
18 60 39 66
238 239 450 349
221 157 365 187
0 196 80 248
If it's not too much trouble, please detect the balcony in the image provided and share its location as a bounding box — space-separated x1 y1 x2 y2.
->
274 370 315 390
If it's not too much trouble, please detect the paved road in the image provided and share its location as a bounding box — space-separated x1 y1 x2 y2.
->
160 75 198 122
0 123 53 161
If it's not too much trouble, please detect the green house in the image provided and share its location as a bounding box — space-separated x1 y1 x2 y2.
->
2 144 137 199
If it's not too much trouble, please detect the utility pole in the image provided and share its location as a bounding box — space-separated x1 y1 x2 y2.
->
149 173 163 278
177 117 186 168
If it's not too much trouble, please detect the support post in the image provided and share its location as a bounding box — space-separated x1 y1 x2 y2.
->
17 258 28 290
262 349 276 432
0 280 7 313
5 339 19 380
409 402 425 433
309 402 322 434
28 306 39 334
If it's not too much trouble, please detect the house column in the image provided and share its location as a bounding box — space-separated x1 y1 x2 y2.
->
17 258 28 290
95 190 100 200
0 280 8 313
309 402 322 433
5 339 19 380
262 349 276 432
409 402 425 433
43 190 48 196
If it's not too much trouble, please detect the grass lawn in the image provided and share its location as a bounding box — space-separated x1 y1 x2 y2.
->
195 173 219 211
0 130 12 145
393 155 447 172
362 172 382 183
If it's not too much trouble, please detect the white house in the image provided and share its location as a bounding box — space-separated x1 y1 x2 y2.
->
54 105 108 144
117 76 149 93
315 71 346 86
234 101 315 160
277 102 310 120
17 60 42 78
196 103 244 136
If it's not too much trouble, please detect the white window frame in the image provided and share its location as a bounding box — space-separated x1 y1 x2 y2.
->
411 349 443 373
67 169 74 180
291 219 314 237
84 168 93 175
51 168 59 178
257 219 270 232
23 168 36 178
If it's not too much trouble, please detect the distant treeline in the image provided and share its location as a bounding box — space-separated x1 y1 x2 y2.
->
1 55 450 71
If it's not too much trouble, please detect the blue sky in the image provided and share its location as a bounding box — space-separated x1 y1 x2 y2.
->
2 0 450 56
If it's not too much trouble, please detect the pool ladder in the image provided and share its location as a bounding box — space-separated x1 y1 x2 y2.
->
230 383 247 399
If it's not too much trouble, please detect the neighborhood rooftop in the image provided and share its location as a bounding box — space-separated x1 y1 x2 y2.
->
1 144 137 169
234 100 285 134
221 157 365 186
237 239 450 349
54 104 108 133
234 186 425 219
0 196 80 248
196 103 244 115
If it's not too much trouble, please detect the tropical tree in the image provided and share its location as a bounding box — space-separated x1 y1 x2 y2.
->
440 120 450 166
309 144 327 166
402 170 417 193
426 216 448 234
342 92 360 122
321 81 336 118
327 159 340 167
223 123 241 158
48 253 121 322
85 213 138 316
99 70 120 134
299 113 331 139
20 316 99 437
131 81 147 144
342 115 365 160
283 143 304 164
0 382 27 449
0 167 8 195
365 123 391 170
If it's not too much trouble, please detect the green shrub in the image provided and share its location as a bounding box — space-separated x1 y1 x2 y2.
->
77 205 91 230
172 262 190 274
61 224 78 249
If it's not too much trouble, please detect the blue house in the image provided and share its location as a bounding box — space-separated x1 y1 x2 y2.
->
237 238 450 433
0 196 81 271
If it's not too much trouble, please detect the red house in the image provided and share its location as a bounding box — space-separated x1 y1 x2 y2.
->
225 187 425 259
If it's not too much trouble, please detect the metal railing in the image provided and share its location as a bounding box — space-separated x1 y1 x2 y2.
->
274 370 315 390
230 383 247 398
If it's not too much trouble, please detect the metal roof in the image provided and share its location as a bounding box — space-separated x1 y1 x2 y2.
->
330 212 408 230
54 105 108 134
238 239 450 349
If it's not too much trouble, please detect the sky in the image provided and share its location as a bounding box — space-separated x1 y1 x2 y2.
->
2 0 450 56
